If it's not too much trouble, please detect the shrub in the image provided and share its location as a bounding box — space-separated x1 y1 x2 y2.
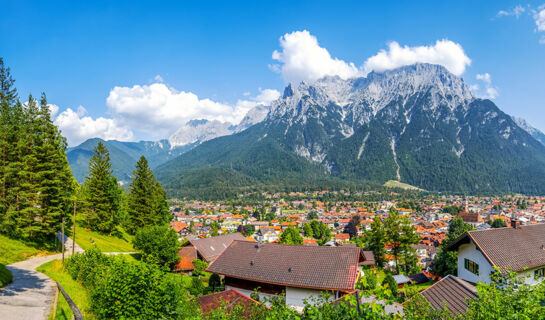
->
382 273 398 297
0 264 12 287
91 259 188 319
189 276 204 296
132 225 180 268
65 247 111 288
192 259 209 276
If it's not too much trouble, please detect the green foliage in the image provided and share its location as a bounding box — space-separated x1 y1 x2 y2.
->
307 211 319 220
430 217 473 276
382 274 398 297
127 156 170 233
66 247 111 288
0 263 12 287
208 273 222 292
279 226 303 245
237 224 255 236
384 211 420 274
303 223 313 237
0 233 52 264
310 220 331 244
81 142 123 235
343 214 361 238
189 276 205 297
466 268 545 319
192 259 209 277
442 205 462 215
0 61 74 243
365 214 387 267
490 218 507 228
132 225 180 268
91 259 188 319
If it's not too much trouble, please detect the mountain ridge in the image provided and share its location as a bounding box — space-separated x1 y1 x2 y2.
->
154 63 545 197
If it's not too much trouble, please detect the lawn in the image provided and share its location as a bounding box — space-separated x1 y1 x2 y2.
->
0 234 54 265
36 259 94 320
0 263 12 287
74 225 134 252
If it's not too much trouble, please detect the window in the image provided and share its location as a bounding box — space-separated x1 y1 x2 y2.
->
535 268 545 278
464 258 479 275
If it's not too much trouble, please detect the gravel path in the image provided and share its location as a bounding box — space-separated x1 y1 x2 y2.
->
0 235 84 320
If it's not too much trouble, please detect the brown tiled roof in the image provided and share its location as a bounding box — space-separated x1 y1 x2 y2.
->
207 241 361 291
361 251 375 266
447 223 545 272
197 289 261 315
175 246 197 271
421 275 477 316
187 233 246 262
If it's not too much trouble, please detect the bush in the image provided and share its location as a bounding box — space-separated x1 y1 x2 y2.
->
192 259 209 276
382 274 398 297
91 259 189 319
132 225 180 268
208 273 222 291
189 276 204 296
65 247 111 288
0 264 12 287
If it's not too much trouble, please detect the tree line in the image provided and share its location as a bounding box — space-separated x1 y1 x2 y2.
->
0 58 170 244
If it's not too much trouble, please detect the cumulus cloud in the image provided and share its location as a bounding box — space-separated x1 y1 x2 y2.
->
54 106 134 146
105 83 279 140
362 40 471 76
270 31 471 84
471 73 498 99
270 30 360 84
497 5 526 18
535 7 545 31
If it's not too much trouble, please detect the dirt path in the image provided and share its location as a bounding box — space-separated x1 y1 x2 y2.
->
0 234 122 320
0 254 63 320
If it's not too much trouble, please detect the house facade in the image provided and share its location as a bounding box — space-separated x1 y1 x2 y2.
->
448 222 545 285
206 240 375 310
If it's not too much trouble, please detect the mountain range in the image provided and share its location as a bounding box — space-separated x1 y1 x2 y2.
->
67 63 545 197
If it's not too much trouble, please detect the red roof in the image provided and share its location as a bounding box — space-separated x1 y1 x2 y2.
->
335 233 350 240
207 241 361 291
175 246 197 271
198 289 262 316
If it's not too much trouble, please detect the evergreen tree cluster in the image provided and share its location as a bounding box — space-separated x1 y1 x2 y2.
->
0 58 74 243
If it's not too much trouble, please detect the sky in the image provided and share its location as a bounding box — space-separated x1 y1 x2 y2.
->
1 0 544 146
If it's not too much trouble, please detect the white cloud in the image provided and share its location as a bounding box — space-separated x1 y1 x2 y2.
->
497 5 526 18
104 83 281 141
534 8 545 31
362 40 471 76
471 73 498 99
154 75 164 83
54 106 134 146
270 30 360 84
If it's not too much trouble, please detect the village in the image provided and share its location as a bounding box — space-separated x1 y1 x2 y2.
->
167 192 545 316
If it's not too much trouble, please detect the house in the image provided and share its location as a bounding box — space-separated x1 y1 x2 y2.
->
197 289 262 316
447 222 545 285
175 246 197 272
334 233 350 243
392 274 411 288
206 241 375 310
256 227 279 243
420 275 478 316
180 233 246 263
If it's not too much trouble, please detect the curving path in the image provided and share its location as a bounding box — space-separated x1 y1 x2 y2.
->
0 235 84 320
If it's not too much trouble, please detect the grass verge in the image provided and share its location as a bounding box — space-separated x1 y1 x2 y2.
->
37 259 94 320
0 263 13 287
74 225 134 252
0 234 54 265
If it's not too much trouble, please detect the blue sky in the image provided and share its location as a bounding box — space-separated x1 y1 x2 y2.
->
1 0 544 145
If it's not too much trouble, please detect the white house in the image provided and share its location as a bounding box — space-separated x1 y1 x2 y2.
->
447 222 545 285
206 240 375 310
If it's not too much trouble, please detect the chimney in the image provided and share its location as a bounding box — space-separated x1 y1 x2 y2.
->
510 218 521 229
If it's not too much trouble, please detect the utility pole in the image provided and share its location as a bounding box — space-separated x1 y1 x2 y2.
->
61 217 65 265
72 200 77 256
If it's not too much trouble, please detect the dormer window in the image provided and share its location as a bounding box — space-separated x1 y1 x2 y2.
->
464 258 479 275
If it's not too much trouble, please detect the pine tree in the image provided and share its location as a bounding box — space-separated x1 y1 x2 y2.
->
366 213 387 267
127 156 170 233
83 142 121 234
33 93 74 241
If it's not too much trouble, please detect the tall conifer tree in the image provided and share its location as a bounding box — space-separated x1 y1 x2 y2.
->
83 142 121 234
127 156 170 232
